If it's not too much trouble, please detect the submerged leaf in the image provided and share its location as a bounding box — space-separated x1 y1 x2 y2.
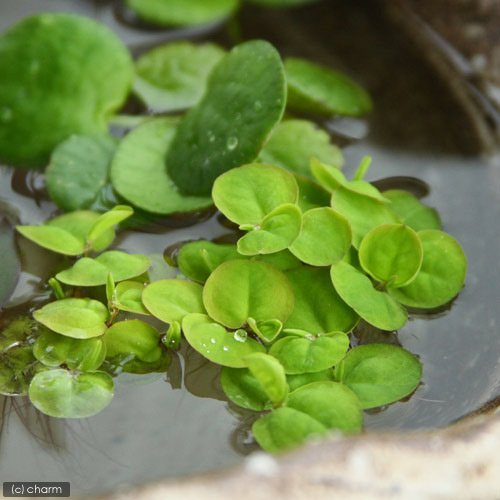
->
29 369 114 418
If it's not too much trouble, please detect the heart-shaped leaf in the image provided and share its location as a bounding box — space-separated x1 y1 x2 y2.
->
252 407 327 454
46 134 117 211
213 164 299 226
285 266 358 334
28 369 114 418
285 57 372 117
114 281 149 315
269 333 349 374
167 41 287 195
33 298 108 339
33 329 106 371
289 207 351 266
359 224 423 288
0 13 132 167
248 317 283 343
334 344 422 409
389 230 467 309
110 118 212 215
237 203 302 255
142 279 205 323
203 260 294 329
287 381 362 432
182 313 265 368
134 41 225 113
258 119 343 176
331 261 407 331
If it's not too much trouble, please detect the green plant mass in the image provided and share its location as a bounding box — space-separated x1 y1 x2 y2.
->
0 8 468 457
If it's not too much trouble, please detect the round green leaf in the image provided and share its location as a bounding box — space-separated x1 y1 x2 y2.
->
114 281 149 315
0 13 133 167
104 319 162 365
220 367 270 411
269 333 349 375
110 118 212 215
213 163 299 226
359 224 423 288
28 369 114 418
252 407 327 454
143 279 205 323
285 57 372 117
16 225 84 256
125 0 239 26
287 381 362 432
258 120 343 176
56 251 151 286
46 134 117 211
203 260 294 329
330 261 407 331
244 352 288 407
177 240 242 283
289 207 351 266
33 298 109 339
237 204 302 255
335 344 422 409
182 313 265 368
285 266 358 334
389 230 467 309
384 190 442 231
167 41 287 195
33 329 106 371
134 41 225 113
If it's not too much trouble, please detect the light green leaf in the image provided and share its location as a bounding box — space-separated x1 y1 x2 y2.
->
28 369 114 418
389 230 467 309
177 240 242 282
213 163 299 226
46 134 117 211
252 407 327 453
285 266 358 334
110 118 212 214
182 313 265 368
359 224 423 288
87 206 134 245
258 120 343 176
287 381 362 432
244 352 288 407
125 0 239 27
134 41 225 112
237 204 302 255
114 281 149 315
269 333 349 374
285 57 372 117
203 260 294 328
220 366 270 411
330 261 407 331
33 329 106 371
167 41 287 195
248 317 283 343
0 13 133 167
143 279 205 323
16 225 85 256
289 207 351 266
335 344 422 409
33 298 108 339
104 319 163 366
384 190 442 231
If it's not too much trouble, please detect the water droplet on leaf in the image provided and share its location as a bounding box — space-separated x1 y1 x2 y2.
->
226 137 238 151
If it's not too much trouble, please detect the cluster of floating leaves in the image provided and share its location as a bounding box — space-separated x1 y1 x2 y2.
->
0 6 466 454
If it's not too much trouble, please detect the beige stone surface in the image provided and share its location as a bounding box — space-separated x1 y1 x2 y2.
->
94 412 500 500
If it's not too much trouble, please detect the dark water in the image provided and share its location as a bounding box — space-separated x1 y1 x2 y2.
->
1 0 500 496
